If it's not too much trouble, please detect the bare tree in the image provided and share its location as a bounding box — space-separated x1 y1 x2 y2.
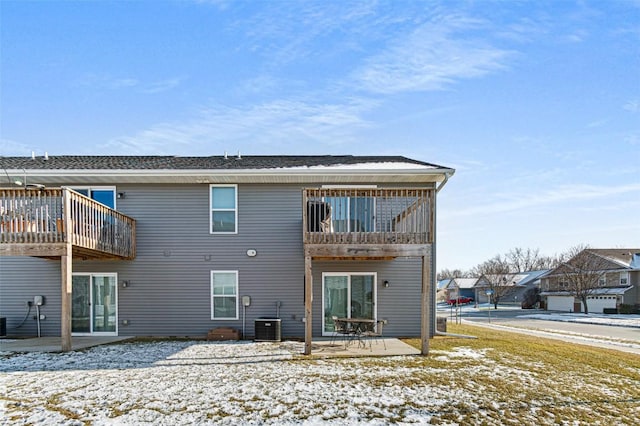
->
537 254 564 270
557 245 611 314
475 255 516 309
506 247 542 272
505 247 563 271
437 269 466 281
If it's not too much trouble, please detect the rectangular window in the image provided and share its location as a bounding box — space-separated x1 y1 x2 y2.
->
620 273 629 286
210 185 237 233
211 271 238 319
71 187 116 209
598 277 606 287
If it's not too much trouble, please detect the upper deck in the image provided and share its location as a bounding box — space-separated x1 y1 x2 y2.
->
302 187 434 258
0 187 136 260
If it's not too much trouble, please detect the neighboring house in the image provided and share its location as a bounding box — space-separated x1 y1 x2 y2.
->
445 277 488 303
540 249 640 313
474 270 548 306
436 279 452 303
0 155 454 354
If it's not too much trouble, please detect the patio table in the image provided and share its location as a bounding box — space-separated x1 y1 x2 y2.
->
336 318 376 348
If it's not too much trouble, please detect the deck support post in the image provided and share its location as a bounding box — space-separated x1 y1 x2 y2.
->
420 254 430 355
60 244 73 352
61 189 73 352
304 255 313 355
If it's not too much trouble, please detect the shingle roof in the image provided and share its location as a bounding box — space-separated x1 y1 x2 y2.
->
0 155 446 171
451 278 480 289
589 249 640 268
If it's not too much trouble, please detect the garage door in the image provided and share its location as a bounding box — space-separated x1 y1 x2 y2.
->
587 296 617 313
547 296 574 312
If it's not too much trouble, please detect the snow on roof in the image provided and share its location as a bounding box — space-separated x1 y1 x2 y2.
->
277 162 439 170
541 286 632 296
452 278 478 289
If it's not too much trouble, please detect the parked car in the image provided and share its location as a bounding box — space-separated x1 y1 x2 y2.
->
447 296 474 305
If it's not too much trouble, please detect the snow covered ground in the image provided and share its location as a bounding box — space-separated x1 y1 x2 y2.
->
2 337 638 424
517 312 640 328
1 341 480 425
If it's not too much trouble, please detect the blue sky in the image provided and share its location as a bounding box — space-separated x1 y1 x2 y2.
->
1 0 639 270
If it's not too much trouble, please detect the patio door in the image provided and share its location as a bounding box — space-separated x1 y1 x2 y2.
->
72 273 117 335
322 273 376 336
324 196 375 232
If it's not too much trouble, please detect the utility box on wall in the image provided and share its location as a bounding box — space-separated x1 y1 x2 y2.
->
254 318 281 342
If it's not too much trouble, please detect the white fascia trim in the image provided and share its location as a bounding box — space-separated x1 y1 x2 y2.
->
10 167 455 177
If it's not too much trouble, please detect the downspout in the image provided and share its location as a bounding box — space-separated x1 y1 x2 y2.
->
432 170 453 338
436 171 452 193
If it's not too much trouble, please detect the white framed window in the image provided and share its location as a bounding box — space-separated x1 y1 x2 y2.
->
620 272 629 286
211 271 238 320
598 277 606 287
210 184 237 234
71 186 117 209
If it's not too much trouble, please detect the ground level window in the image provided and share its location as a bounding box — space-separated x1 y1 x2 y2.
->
211 271 238 319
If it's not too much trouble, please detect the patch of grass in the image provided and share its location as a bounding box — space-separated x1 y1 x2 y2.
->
44 392 87 423
402 323 640 424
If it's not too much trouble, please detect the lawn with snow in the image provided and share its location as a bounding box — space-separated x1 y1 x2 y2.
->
2 325 639 425
518 312 640 328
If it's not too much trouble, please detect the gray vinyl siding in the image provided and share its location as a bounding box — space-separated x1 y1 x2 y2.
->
311 258 426 337
0 257 62 337
1 182 433 339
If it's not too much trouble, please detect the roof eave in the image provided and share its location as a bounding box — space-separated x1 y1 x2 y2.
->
6 166 455 185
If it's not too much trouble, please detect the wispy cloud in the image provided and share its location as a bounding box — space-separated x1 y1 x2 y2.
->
77 74 182 94
0 138 32 156
451 183 640 218
240 1 381 65
141 77 185 94
586 118 609 128
77 74 139 90
351 15 513 94
565 29 588 43
101 98 376 155
623 100 639 113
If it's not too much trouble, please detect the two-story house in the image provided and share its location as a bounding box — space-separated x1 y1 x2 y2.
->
0 155 454 354
540 249 640 313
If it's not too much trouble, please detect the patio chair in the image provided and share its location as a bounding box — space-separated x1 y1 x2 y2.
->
361 319 387 351
330 316 350 347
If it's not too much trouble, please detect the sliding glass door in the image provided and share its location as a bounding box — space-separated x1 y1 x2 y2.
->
72 273 117 335
322 273 376 335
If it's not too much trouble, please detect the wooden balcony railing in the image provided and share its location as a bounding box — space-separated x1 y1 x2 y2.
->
303 188 434 245
0 187 136 259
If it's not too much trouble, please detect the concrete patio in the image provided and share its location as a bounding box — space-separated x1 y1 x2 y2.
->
307 337 420 357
